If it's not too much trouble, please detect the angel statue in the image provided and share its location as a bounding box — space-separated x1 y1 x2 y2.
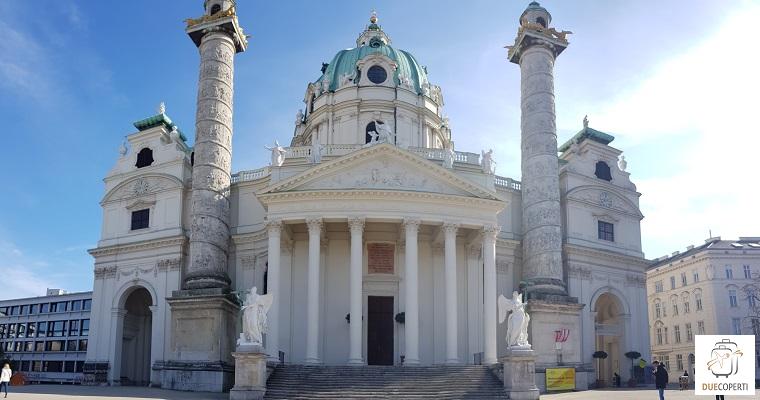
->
481 149 496 174
498 291 531 348
265 140 287 167
238 286 274 347
374 120 395 144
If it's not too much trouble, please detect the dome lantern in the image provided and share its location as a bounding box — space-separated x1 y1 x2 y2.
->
357 10 391 47
519 1 552 28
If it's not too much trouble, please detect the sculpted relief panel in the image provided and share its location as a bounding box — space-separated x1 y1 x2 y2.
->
567 187 641 217
106 176 180 203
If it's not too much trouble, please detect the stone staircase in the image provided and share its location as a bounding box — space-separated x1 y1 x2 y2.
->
263 364 509 399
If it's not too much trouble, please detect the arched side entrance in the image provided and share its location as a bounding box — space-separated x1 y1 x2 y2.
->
113 286 154 386
593 292 626 386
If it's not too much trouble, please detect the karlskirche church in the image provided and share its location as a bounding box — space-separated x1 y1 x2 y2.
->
84 1 650 393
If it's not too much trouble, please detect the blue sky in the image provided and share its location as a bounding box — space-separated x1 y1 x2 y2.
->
1 1 758 300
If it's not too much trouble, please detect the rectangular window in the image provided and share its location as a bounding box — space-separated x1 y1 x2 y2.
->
732 318 741 334
49 321 66 337
27 322 36 338
670 276 676 290
78 339 88 352
655 303 662 318
729 290 738 307
726 266 733 279
34 341 44 352
20 305 28 315
655 281 663 293
45 340 64 351
698 321 705 335
75 361 84 373
10 306 19 316
24 341 33 352
37 322 47 338
44 361 63 372
673 303 678 316
68 320 80 336
40 303 49 313
82 299 92 311
598 221 614 241
696 294 703 311
693 270 699 283
66 340 78 352
32 361 42 372
674 325 681 343
70 300 82 311
676 354 684 371
131 209 150 230
681 273 687 286
0 307 6 317
686 323 693 341
0 324 5 339
664 327 669 344
663 355 670 371
64 361 75 373
656 328 663 345
81 319 90 336
744 265 752 279
50 301 67 313
14 341 23 352
17 324 25 338
8 323 16 338
20 361 29 372
684 301 690 313
29 304 38 315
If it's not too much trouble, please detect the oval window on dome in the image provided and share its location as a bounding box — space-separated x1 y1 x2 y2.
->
367 65 387 84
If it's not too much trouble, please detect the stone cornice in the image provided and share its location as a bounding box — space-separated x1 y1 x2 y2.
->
564 243 648 267
231 230 268 245
89 235 187 258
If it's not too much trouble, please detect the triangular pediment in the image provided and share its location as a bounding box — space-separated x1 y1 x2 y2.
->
258 144 501 201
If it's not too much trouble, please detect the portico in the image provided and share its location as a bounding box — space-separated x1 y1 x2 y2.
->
256 144 504 366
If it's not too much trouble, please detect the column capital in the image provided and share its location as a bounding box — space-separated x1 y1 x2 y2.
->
266 218 283 235
348 217 365 233
483 224 500 240
442 222 459 235
403 218 422 232
306 217 323 234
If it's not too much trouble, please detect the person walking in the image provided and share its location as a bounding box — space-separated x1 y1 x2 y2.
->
715 395 725 400
0 363 11 398
652 361 669 400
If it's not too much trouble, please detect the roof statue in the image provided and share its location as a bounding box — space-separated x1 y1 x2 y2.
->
265 140 287 167
583 114 589 129
158 102 166 115
618 155 627 172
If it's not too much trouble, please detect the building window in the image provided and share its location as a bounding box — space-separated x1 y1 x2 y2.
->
655 281 663 293
594 161 612 181
680 273 687 286
135 147 154 168
683 300 690 314
131 209 150 230
43 361 63 373
40 303 49 313
45 340 64 352
210 3 221 15
367 65 388 84
670 276 676 290
695 293 703 311
29 304 38 314
69 320 80 336
697 321 705 335
8 324 16 338
726 266 733 279
693 270 699 283
79 339 88 352
676 354 684 371
50 301 67 313
664 327 669 344
20 361 29 372
751 319 760 336
674 325 681 343
64 361 76 373
655 302 662 318
749 295 756 308
70 300 82 311
82 299 92 311
732 317 741 334
744 265 752 279
686 323 693 342
66 340 78 352
37 322 47 338
729 290 738 307
672 303 678 316
20 305 28 315
656 328 663 345
34 341 44 352
663 355 670 371
32 361 42 372
598 221 614 241
27 322 36 338
81 319 90 336
24 341 33 352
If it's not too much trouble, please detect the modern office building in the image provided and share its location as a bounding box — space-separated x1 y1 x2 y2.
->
0 289 92 384
646 237 760 383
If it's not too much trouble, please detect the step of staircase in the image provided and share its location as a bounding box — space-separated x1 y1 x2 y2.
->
264 365 508 399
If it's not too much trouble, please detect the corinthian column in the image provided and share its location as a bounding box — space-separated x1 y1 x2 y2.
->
508 3 569 298
265 219 282 360
482 225 499 364
347 217 365 365
305 218 323 364
403 218 421 365
443 222 459 364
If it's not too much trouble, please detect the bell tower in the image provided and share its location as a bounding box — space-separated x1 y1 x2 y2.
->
162 1 247 392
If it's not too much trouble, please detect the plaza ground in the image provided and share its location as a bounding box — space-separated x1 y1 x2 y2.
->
2 386 759 399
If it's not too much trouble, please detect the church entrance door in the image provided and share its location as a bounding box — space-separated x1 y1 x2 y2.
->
119 287 152 386
367 296 394 365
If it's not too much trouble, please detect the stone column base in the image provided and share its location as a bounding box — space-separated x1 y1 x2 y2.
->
500 348 540 400
230 346 267 400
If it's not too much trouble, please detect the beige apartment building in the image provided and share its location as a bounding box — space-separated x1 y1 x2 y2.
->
646 237 760 383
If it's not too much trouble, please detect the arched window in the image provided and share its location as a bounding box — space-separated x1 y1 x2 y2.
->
210 4 221 15
190 151 195 167
595 161 612 181
536 17 547 28
365 121 377 144
135 148 154 168
309 94 316 113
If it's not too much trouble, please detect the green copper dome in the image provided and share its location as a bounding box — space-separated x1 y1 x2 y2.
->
314 13 429 94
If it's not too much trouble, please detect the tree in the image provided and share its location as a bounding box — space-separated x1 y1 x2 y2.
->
592 351 608 386
625 351 642 386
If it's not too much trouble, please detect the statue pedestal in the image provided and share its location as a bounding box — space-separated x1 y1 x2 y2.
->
500 347 540 400
229 344 268 400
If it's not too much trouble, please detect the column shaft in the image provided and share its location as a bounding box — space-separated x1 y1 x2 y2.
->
265 220 282 360
305 218 322 364
483 226 499 364
348 218 365 365
443 223 459 364
404 219 421 365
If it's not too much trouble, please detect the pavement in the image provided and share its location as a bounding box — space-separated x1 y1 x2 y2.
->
2 385 758 399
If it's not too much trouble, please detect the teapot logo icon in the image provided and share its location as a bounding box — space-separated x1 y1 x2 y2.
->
706 338 744 378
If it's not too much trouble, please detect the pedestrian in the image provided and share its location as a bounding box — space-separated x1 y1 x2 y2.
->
614 372 621 387
715 395 724 400
652 360 668 400
0 362 11 398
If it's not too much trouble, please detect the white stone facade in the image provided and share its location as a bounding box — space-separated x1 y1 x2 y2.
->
84 3 651 393
647 237 760 383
